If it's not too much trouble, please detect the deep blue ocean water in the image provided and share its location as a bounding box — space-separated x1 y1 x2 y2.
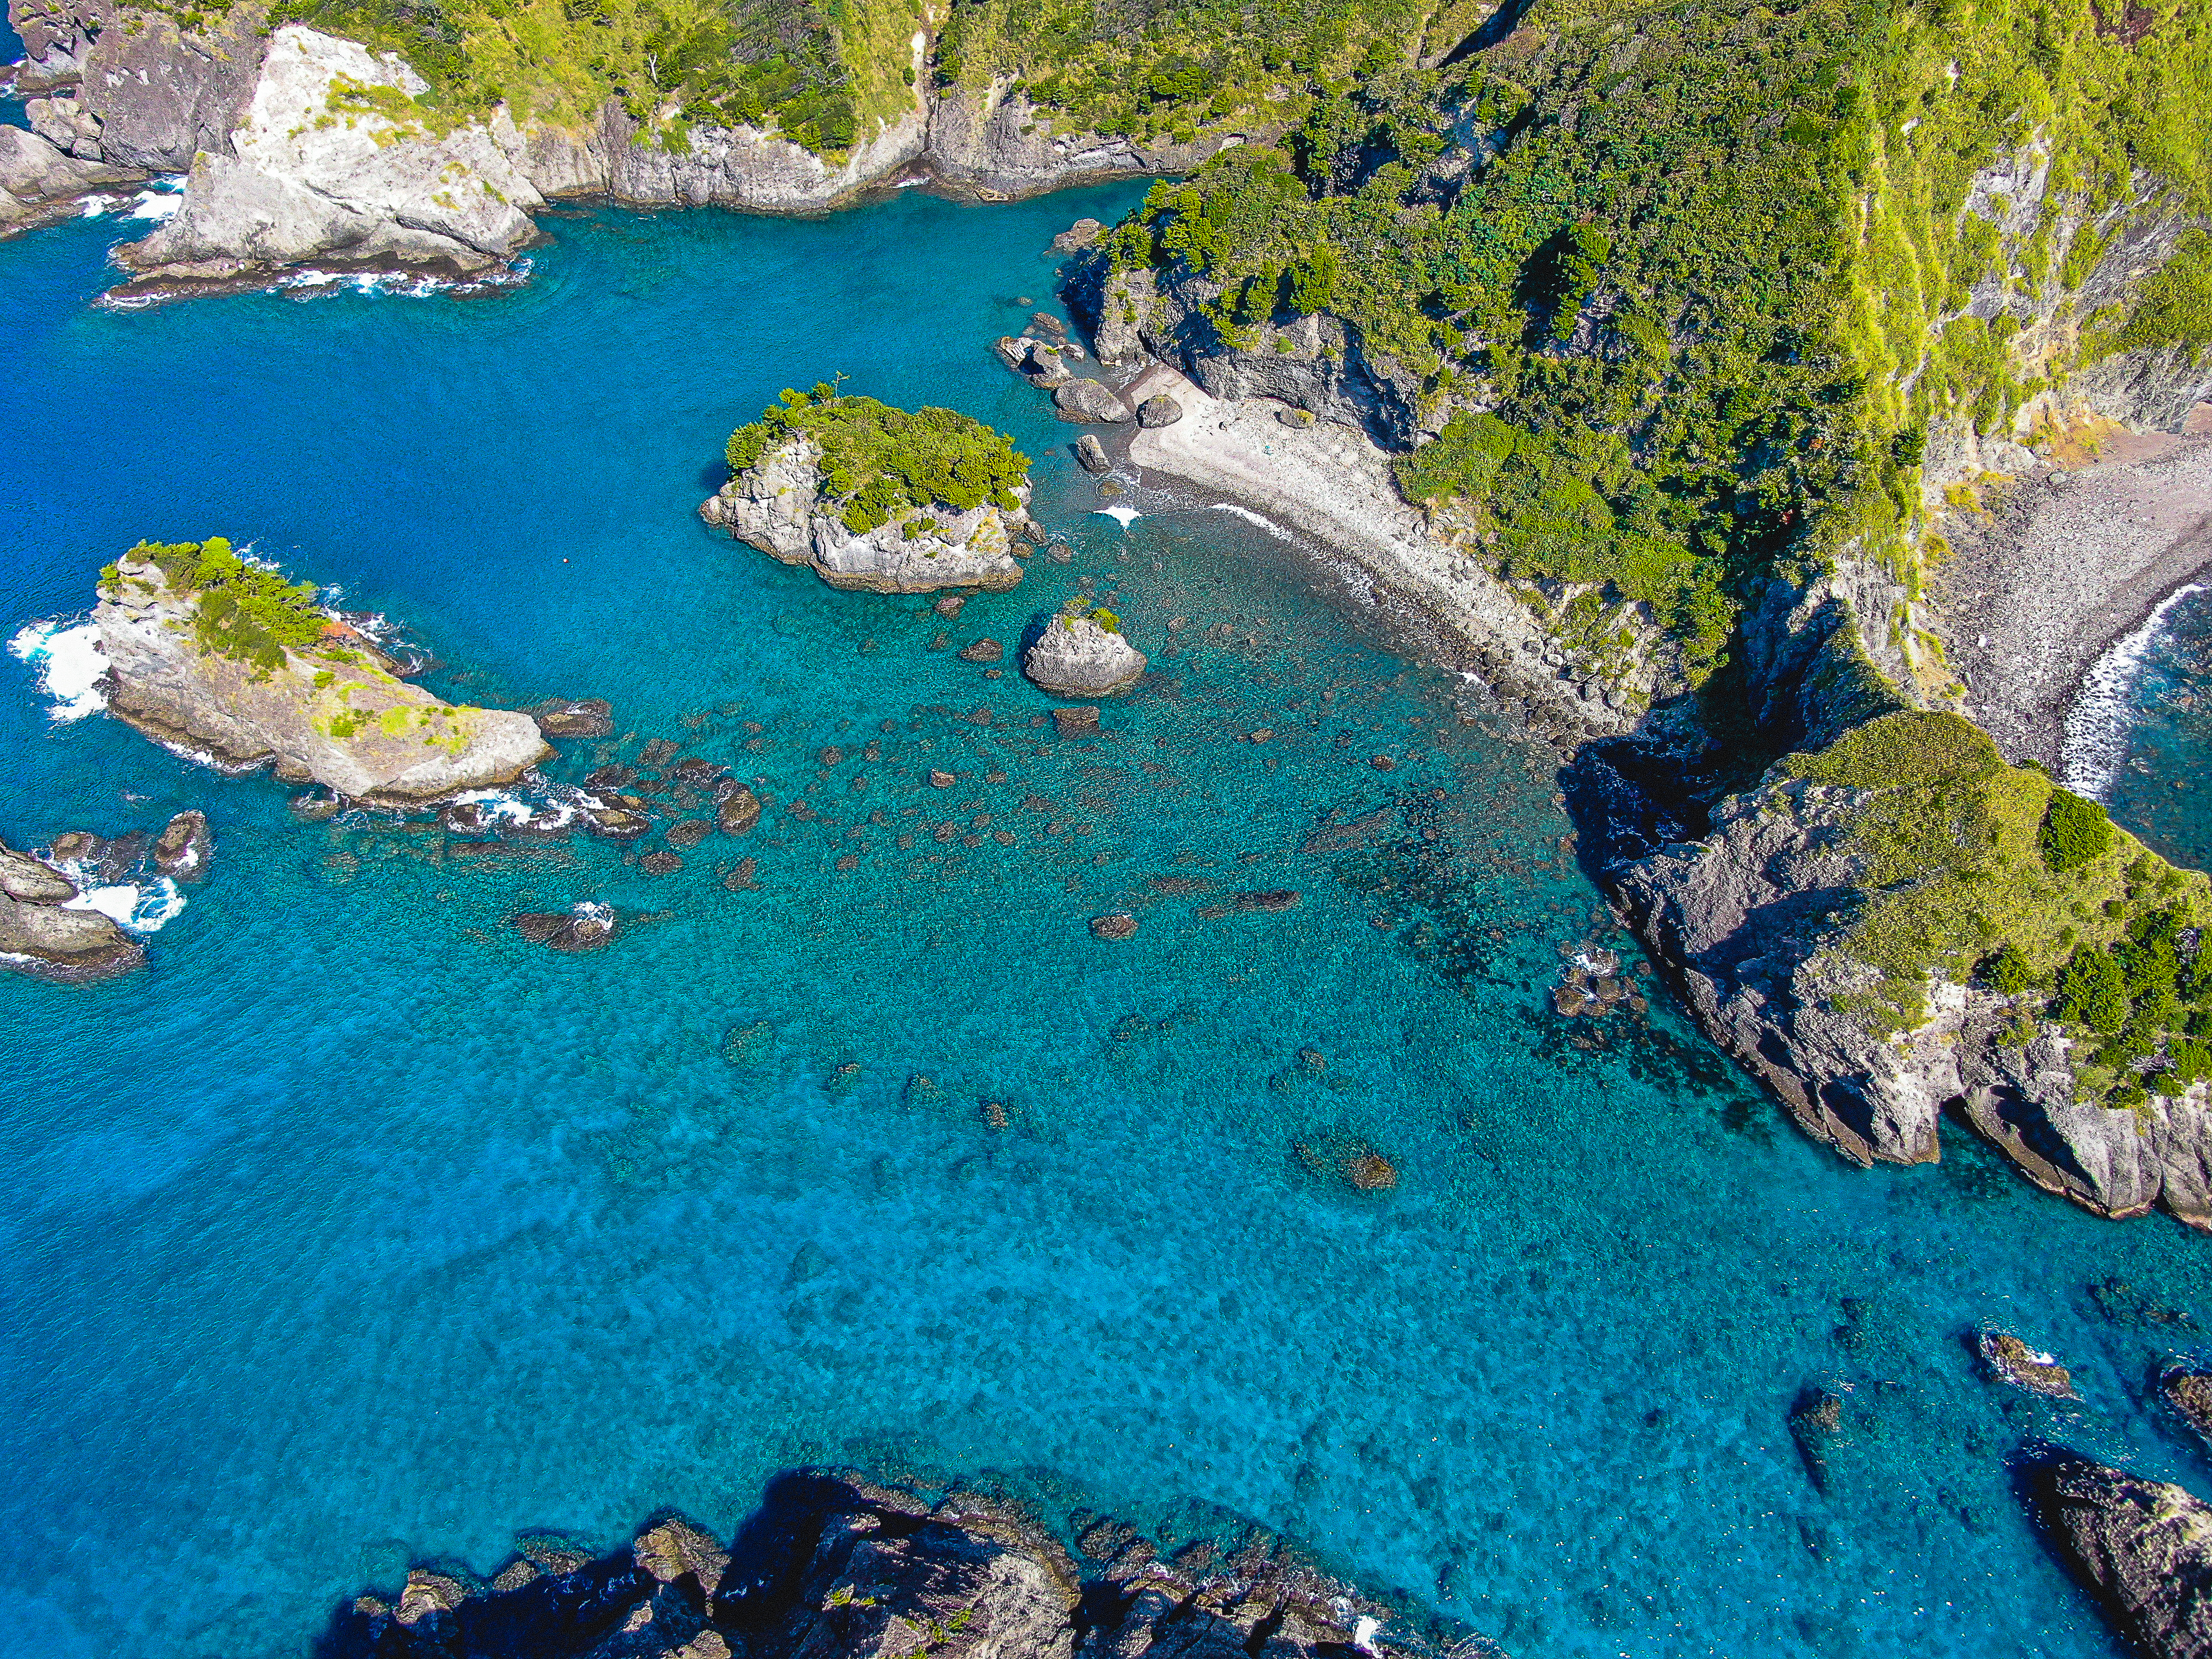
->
3 168 2211 1659
2105 589 2212 874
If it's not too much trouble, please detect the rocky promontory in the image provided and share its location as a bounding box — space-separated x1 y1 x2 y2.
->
93 538 550 804
2031 1456 2212 1658
1022 607 1147 697
320 1470 1414 1658
702 390 1032 595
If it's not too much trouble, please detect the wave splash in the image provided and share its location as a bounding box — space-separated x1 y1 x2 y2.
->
9 618 112 721
2061 582 2208 799
1208 502 1292 541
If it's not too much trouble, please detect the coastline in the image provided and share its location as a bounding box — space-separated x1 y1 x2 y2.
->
1932 432 2212 773
1117 364 1630 743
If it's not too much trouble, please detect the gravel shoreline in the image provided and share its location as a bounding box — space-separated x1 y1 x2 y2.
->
1117 364 1629 738
1934 436 2212 768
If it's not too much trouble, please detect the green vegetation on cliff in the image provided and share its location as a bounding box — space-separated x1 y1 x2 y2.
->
726 387 1029 534
117 538 332 674
1782 711 2212 1104
1093 0 2210 686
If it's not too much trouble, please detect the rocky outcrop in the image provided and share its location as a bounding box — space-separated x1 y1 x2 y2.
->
1052 377 1133 425
0 837 143 982
93 552 550 803
319 1472 1412 1659
1979 1331 2080 1399
114 25 546 290
12 0 270 168
2030 1456 2212 1659
1023 611 1146 697
151 809 212 881
0 123 142 232
701 435 1029 595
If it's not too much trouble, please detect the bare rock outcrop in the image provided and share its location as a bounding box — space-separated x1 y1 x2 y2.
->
1022 610 1146 697
0 123 142 233
0 837 143 982
2031 1457 2212 1659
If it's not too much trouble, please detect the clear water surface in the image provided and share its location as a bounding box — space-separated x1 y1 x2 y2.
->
3 173 2210 1659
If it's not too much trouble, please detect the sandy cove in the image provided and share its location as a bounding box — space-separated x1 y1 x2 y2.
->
1934 426 2212 770
1117 364 1633 740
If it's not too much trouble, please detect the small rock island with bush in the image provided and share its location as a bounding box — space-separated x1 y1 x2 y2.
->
95 539 550 803
701 387 1034 594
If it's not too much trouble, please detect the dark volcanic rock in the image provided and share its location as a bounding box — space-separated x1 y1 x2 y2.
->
640 851 684 875
667 818 712 850
1980 1331 2080 1399
0 836 143 983
317 1471 1408 1659
1136 394 1183 428
1074 434 1111 474
718 787 763 834
2168 1371 2212 1439
152 810 213 881
1090 912 1138 941
958 638 1005 664
528 697 614 738
1052 378 1133 425
2031 1456 2212 1659
1052 706 1100 738
512 907 615 951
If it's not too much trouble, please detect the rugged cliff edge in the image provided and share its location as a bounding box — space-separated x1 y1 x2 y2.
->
321 1471 1418 1659
702 391 1032 596
2031 1456 2212 1659
93 538 550 803
0 837 143 982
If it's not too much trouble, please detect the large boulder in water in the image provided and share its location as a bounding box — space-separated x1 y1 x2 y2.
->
2031 1455 2212 1658
1052 378 1133 425
152 810 214 881
1023 609 1146 698
0 837 144 982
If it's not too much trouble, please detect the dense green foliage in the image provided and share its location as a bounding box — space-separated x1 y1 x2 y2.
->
131 538 331 674
2112 230 2212 361
1782 712 2212 1103
270 0 921 153
726 387 1029 534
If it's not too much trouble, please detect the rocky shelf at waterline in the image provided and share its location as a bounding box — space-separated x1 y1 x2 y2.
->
4 0 1240 298
93 543 549 804
320 1470 1418 1659
0 836 142 982
702 394 1034 596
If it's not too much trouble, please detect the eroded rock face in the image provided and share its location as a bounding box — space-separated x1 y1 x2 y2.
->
318 1474 1412 1659
0 837 143 982
2031 1457 2212 1659
117 26 545 286
151 810 213 881
0 123 143 233
701 435 1028 595
1022 613 1146 698
94 554 551 803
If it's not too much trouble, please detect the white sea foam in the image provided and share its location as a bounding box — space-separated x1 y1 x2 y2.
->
126 189 182 221
9 618 111 721
77 192 119 216
2060 582 2208 799
1351 1616 1381 1655
63 878 186 934
1208 502 1292 541
1093 505 1141 529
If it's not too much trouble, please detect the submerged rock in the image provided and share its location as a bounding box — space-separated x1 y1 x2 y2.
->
512 906 615 951
95 542 549 805
958 638 1005 664
1979 1331 2079 1399
2031 1456 2212 1658
1052 706 1101 738
151 810 214 881
0 837 144 982
528 697 614 739
717 787 763 834
1022 609 1147 698
1091 912 1138 940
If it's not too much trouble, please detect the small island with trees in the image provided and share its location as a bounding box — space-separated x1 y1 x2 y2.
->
701 387 1035 594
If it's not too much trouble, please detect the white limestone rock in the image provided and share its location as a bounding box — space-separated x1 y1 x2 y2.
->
1022 610 1146 697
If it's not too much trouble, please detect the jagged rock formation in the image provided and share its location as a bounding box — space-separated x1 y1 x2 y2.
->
0 122 142 232
702 434 1029 595
0 837 143 982
320 1472 1413 1658
2031 1457 2212 1659
1022 611 1147 697
93 551 550 803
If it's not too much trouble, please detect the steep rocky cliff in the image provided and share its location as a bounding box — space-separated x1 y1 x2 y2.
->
2031 1456 2212 1659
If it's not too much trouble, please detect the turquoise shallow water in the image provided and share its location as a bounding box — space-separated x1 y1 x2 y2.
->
2105 589 2212 873
2 181 2210 1659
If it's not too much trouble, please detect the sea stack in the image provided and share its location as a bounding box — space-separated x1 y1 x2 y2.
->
93 539 550 804
1022 606 1147 697
702 388 1032 594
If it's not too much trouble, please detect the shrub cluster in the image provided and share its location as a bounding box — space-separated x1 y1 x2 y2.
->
726 386 1028 536
131 538 330 675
